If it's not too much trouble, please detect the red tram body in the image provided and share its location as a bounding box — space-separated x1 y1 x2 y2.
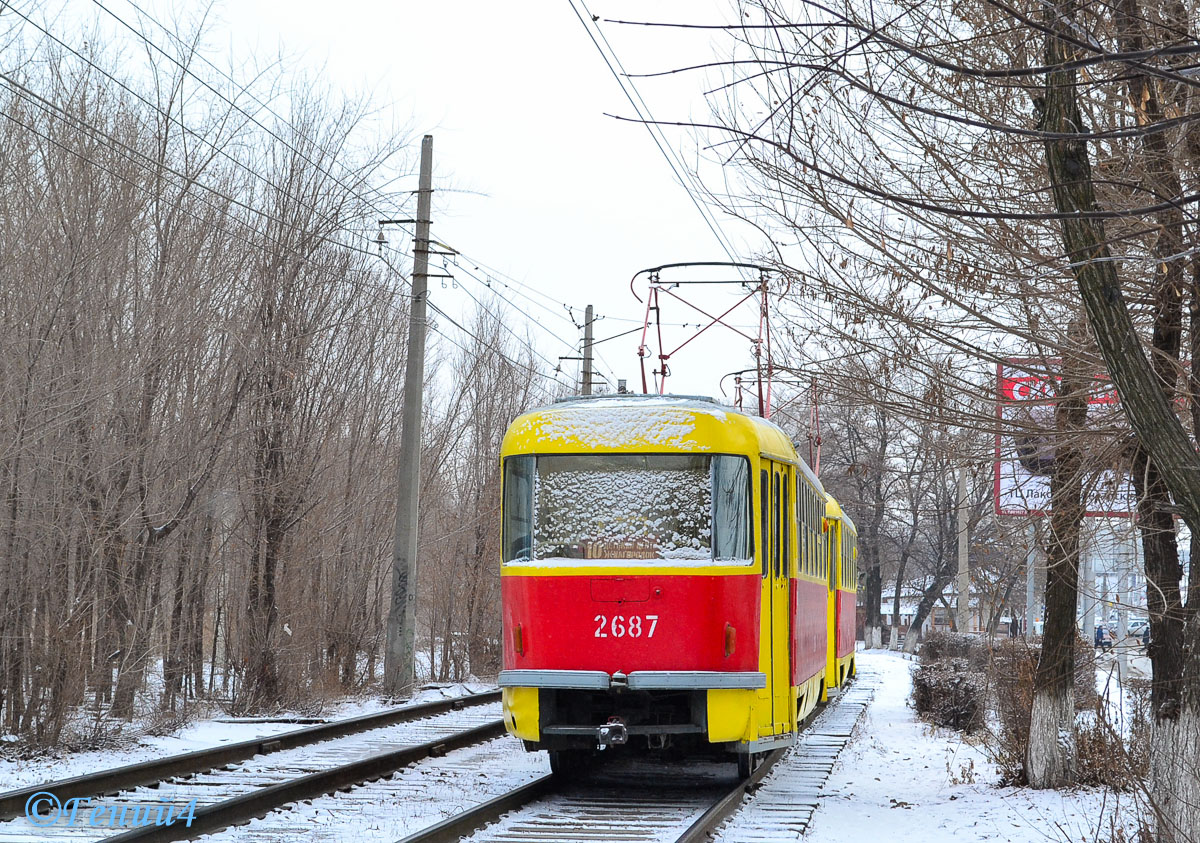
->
498 395 857 772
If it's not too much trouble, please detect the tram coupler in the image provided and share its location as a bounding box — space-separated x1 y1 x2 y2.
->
596 716 628 749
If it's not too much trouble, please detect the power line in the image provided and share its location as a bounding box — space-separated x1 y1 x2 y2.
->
567 0 744 266
0 81 388 271
89 0 408 224
81 0 630 392
112 0 407 215
62 2 580 389
372 247 574 392
429 232 624 387
446 257 620 388
0 8 406 270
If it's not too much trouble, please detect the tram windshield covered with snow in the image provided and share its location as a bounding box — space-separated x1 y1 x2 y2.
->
503 452 751 565
498 394 857 774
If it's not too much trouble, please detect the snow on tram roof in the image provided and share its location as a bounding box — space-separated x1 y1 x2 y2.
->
510 395 725 450
551 393 722 407
504 395 817 488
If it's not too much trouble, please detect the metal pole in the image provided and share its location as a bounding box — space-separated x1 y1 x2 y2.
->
956 467 970 633
1081 539 1095 651
1025 520 1037 637
1117 526 1131 680
582 304 594 395
384 134 433 696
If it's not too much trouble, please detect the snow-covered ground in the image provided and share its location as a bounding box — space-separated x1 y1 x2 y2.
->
1 658 1150 843
806 651 1145 843
0 682 490 791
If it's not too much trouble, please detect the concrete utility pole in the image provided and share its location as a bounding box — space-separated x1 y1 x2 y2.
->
1081 546 1095 649
1025 520 1037 638
582 304 595 395
1116 529 1134 680
956 467 970 633
384 135 433 697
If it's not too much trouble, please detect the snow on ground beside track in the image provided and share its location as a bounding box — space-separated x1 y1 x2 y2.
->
805 651 1144 843
200 734 546 842
0 682 493 791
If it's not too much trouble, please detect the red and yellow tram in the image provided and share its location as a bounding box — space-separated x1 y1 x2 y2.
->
498 395 857 773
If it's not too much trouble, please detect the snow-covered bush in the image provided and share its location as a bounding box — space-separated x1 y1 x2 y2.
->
918 632 986 667
911 658 986 732
985 638 1124 786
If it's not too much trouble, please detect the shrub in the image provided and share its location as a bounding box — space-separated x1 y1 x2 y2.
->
918 631 982 664
983 637 1142 786
911 658 986 731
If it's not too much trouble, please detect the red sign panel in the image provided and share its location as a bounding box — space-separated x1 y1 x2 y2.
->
994 360 1134 518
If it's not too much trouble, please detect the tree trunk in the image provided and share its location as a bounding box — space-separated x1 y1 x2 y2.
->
1039 0 1200 825
889 533 914 650
902 567 956 654
1025 356 1088 788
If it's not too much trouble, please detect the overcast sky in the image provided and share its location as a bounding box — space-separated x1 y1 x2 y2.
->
37 0 782 402
218 0 775 399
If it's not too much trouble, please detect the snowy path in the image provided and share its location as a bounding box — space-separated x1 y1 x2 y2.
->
713 671 877 841
801 651 1142 843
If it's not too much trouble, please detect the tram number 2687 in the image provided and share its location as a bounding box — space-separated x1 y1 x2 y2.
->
593 614 658 639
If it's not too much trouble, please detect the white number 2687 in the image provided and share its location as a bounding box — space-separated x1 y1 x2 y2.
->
593 614 658 638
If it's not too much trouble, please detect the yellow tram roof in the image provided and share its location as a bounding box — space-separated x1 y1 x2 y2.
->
825 492 857 535
502 395 823 491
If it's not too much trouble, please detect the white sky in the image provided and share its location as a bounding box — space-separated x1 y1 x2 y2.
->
209 0 774 400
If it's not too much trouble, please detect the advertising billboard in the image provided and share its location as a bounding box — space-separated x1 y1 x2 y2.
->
994 359 1135 517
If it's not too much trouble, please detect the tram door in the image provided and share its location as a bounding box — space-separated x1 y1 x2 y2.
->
774 465 793 732
826 516 839 694
760 462 792 734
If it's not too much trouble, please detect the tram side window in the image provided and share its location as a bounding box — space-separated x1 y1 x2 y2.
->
848 536 853 588
828 523 837 581
797 486 804 576
783 482 790 578
811 497 818 577
772 473 781 578
712 455 751 561
804 495 811 577
822 512 828 580
805 487 813 576
502 456 533 562
806 491 815 577
796 479 804 575
760 470 769 577
845 537 852 588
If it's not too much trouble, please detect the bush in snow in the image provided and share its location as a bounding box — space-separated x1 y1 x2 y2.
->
985 637 1121 786
1072 675 1151 790
918 631 986 668
911 657 986 732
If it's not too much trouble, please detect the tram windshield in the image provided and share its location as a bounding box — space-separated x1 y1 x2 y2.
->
502 454 752 565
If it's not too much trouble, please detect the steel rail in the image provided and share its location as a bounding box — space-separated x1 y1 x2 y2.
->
0 690 499 821
393 773 557 843
103 719 508 842
392 747 787 843
674 747 787 843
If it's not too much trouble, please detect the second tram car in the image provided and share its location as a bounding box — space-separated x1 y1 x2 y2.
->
498 394 857 773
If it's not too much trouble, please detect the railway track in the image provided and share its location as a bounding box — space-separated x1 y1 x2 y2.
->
0 691 501 843
398 663 878 843
0 663 877 842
